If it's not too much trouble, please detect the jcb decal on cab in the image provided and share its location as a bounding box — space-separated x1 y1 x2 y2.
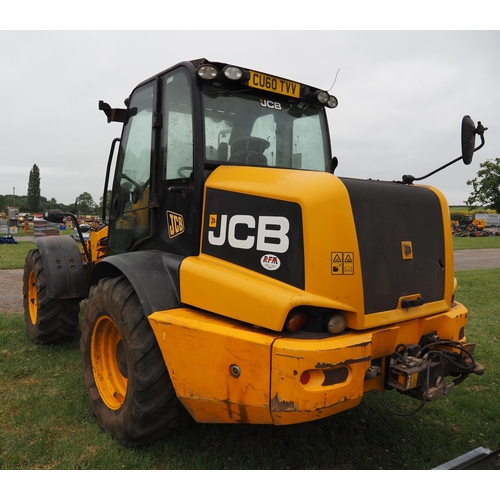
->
208 214 290 253
167 210 184 238
260 99 282 110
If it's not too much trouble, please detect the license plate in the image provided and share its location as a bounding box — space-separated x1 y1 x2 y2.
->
248 71 300 98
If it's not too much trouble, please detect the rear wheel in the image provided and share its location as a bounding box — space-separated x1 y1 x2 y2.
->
23 248 80 344
81 275 191 446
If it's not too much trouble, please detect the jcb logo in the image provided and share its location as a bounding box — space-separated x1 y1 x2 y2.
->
167 211 184 238
208 214 289 253
260 99 282 110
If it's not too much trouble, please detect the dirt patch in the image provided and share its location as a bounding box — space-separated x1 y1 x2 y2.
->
453 248 500 271
0 269 24 314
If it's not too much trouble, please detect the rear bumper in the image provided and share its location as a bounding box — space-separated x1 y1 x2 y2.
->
148 301 468 425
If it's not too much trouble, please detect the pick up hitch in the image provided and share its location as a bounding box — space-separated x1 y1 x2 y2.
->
382 332 484 416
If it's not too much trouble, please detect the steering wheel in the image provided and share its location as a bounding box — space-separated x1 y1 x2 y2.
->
121 173 141 189
177 166 193 179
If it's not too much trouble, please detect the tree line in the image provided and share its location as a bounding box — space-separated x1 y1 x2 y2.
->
3 164 110 216
4 159 500 217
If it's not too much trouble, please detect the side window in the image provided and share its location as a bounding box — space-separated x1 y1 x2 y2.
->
163 70 193 180
291 114 328 170
109 83 153 253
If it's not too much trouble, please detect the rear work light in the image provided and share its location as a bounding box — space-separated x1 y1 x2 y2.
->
314 90 338 108
223 65 243 81
197 64 218 80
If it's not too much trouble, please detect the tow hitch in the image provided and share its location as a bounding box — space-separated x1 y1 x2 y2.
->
383 332 484 415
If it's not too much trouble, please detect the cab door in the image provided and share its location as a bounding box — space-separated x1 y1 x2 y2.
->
108 81 155 255
156 67 196 256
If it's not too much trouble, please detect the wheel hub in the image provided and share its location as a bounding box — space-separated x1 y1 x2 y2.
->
91 316 128 410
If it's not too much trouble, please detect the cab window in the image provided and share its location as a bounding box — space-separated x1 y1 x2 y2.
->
202 84 330 171
163 69 193 181
109 82 153 253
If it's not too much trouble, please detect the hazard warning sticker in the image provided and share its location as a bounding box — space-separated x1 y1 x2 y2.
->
331 252 354 275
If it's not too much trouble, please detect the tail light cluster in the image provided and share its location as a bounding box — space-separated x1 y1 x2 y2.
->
284 308 347 335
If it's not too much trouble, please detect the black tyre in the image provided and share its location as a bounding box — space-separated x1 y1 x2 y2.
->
23 248 80 344
80 275 191 446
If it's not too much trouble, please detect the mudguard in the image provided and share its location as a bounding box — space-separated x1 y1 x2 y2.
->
89 251 184 317
34 235 87 299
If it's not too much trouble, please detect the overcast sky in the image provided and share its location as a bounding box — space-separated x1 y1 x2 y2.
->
1 29 498 208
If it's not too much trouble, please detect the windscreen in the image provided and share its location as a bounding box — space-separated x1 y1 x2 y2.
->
202 84 330 171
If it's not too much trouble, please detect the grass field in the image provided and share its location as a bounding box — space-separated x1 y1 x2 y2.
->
0 237 499 470
1 269 498 470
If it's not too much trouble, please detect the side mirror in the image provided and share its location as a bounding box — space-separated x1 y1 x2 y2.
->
43 209 66 224
401 115 487 184
461 115 476 165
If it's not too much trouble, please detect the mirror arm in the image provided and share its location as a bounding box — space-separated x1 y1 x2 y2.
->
401 121 487 185
473 122 487 152
403 156 462 184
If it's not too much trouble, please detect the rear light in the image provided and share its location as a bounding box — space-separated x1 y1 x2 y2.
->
459 327 465 340
285 312 307 332
300 371 311 385
327 313 347 334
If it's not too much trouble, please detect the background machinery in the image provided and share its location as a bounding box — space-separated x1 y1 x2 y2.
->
23 59 485 446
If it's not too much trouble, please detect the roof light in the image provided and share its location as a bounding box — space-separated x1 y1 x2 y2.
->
197 64 218 80
316 91 330 104
327 95 338 108
313 90 338 108
223 65 243 81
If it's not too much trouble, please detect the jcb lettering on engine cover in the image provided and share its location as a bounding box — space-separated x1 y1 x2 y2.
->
202 188 305 289
208 214 289 253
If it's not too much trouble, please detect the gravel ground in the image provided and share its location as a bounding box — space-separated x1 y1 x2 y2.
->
0 268 25 314
2 248 500 315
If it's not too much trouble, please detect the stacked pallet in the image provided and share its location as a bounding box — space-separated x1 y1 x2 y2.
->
33 218 61 238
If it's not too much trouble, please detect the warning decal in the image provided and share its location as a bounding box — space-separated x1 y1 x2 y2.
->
331 252 354 275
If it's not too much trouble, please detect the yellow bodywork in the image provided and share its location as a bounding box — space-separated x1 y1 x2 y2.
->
148 301 468 425
473 219 486 229
146 165 466 424
181 167 456 332
86 225 108 264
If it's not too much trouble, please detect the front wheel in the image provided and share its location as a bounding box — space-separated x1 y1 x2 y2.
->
23 248 80 344
80 275 191 446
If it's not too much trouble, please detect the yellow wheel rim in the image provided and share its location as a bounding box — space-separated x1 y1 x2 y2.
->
91 316 128 410
27 270 38 325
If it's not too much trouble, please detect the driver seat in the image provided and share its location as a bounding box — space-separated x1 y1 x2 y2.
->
229 136 270 166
